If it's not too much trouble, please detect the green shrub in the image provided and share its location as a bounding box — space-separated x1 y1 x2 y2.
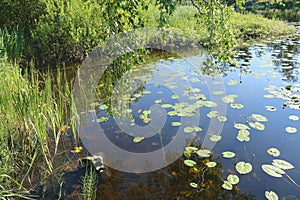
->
31 0 105 66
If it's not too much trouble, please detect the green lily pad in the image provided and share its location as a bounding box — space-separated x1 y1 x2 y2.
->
97 116 109 123
212 91 224 95
194 126 202 132
217 116 228 122
222 151 236 158
184 159 197 167
237 129 250 142
171 95 179 99
99 104 108 110
234 123 250 130
222 94 238 103
190 182 198 188
133 137 144 143
263 94 274 98
203 101 217 107
265 106 277 111
207 110 219 118
267 148 280 157
222 180 233 190
206 161 217 168
272 159 294 170
249 122 265 131
265 191 279 200
172 122 181 126
227 79 238 86
210 135 222 142
154 99 162 104
251 114 268 122
289 115 299 121
285 126 297 133
261 164 285 177
236 161 252 174
230 103 244 109
196 149 211 158
143 90 151 94
184 127 195 133
161 104 172 108
227 174 239 185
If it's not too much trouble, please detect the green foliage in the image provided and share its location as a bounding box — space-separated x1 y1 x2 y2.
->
0 0 45 35
80 167 98 200
32 0 104 66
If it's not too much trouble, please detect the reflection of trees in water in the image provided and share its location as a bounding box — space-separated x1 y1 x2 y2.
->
96 150 255 200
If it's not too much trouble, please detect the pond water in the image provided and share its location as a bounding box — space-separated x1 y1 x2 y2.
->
74 30 300 199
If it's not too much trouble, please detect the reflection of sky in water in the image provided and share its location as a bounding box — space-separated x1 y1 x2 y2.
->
95 34 300 199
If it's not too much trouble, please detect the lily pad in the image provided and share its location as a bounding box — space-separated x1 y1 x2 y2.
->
172 122 181 126
196 149 211 158
190 182 198 188
222 180 233 190
272 159 294 170
236 161 252 174
154 99 162 104
203 101 217 107
265 191 279 200
184 127 195 133
265 106 277 111
222 95 238 103
133 137 144 143
251 114 268 122
161 104 173 108
227 174 239 185
210 135 222 142
237 130 250 142
217 116 228 122
99 104 108 110
206 161 217 168
222 151 236 158
184 159 197 167
261 164 285 177
249 122 265 131
207 110 219 118
227 79 238 86
285 126 297 133
267 148 280 157
230 103 244 109
234 123 250 130
289 115 299 121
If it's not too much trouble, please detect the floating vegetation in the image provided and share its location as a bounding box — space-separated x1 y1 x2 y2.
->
207 110 219 118
265 191 279 200
237 129 250 142
183 126 202 133
227 174 240 185
222 151 236 158
251 114 268 122
99 104 108 110
133 137 144 143
262 164 285 177
236 162 253 174
267 148 280 157
206 161 217 168
196 149 211 158
289 115 299 121
222 94 238 103
265 106 277 111
171 122 182 126
210 135 222 142
184 159 197 167
227 79 238 86
285 126 297 134
222 180 233 190
230 103 244 109
249 122 265 131
217 116 228 122
234 123 250 130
